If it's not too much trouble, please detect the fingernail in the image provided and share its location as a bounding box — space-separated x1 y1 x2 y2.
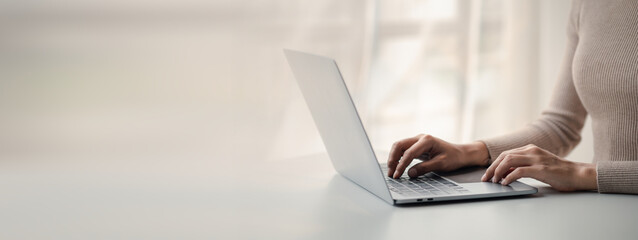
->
492 178 498 183
481 174 486 181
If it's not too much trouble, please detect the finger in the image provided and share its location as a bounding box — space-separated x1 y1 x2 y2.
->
501 166 543 185
387 137 419 177
393 136 435 178
407 156 444 178
482 151 506 182
491 154 533 184
481 145 530 182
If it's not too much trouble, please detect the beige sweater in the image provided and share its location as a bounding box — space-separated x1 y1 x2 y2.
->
482 0 638 194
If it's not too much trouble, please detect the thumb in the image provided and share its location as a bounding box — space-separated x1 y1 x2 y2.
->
407 156 443 178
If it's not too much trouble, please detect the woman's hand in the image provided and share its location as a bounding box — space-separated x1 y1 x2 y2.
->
481 144 597 191
387 134 490 179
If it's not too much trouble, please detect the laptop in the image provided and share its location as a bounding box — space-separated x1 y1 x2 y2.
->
284 49 537 205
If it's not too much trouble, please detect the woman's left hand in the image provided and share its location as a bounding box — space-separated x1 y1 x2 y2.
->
481 144 598 191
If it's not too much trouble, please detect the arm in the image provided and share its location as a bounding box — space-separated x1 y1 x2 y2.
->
387 2 586 180
483 1 638 194
481 0 586 163
479 1 601 192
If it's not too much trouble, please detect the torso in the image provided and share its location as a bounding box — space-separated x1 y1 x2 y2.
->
572 0 638 161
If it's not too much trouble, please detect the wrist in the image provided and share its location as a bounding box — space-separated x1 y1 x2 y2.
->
576 162 598 191
460 141 490 167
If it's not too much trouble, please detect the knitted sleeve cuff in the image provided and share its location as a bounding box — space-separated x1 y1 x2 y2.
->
479 138 515 165
597 161 638 194
479 128 550 165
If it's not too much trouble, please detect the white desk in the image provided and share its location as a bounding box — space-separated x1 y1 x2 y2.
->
1 152 637 240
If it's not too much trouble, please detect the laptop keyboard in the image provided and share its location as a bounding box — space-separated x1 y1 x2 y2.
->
381 165 470 197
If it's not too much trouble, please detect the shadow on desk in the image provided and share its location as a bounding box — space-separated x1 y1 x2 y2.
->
303 165 623 240
397 166 547 207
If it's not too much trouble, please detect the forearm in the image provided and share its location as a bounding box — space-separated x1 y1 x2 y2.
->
481 5 587 163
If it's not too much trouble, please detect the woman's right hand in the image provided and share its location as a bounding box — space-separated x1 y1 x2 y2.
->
387 134 491 178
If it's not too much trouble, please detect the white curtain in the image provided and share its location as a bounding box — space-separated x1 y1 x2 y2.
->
269 0 573 161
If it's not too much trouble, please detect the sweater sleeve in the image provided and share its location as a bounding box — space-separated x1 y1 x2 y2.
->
480 0 587 161
597 162 638 194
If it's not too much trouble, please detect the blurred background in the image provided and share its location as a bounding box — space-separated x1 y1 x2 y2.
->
0 0 595 238
0 0 591 163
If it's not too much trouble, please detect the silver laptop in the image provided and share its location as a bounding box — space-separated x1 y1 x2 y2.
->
284 49 537 205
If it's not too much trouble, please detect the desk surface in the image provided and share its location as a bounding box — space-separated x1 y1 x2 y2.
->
1 152 637 240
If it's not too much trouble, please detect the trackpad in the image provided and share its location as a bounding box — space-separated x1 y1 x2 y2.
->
436 167 486 183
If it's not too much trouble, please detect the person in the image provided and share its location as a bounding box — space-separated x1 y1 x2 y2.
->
386 0 638 194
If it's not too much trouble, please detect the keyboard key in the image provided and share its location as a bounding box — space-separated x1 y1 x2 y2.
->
382 167 470 195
